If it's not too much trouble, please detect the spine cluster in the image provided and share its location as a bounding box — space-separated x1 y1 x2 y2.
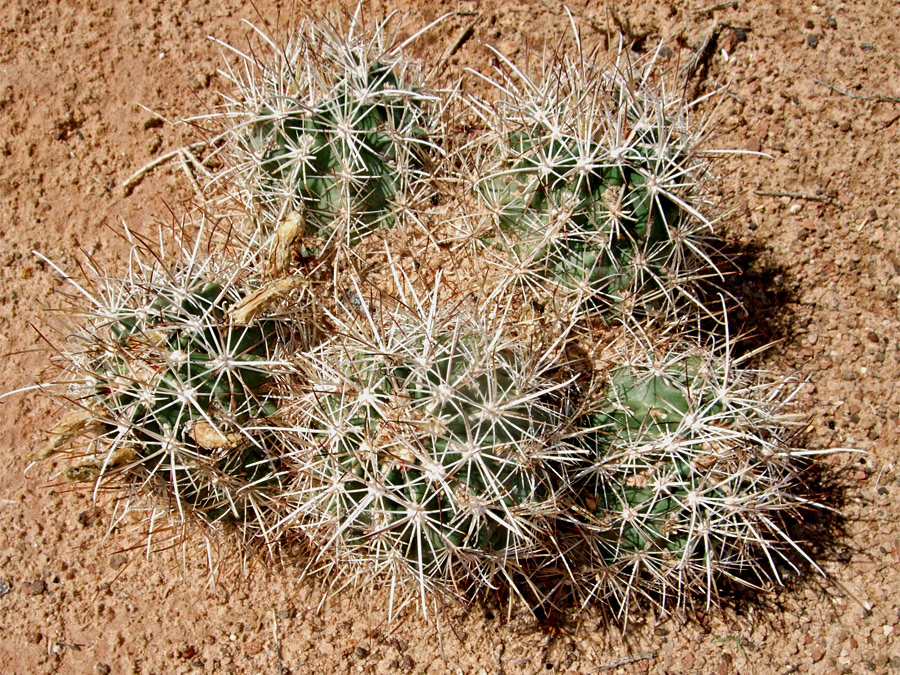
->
35 13 826 620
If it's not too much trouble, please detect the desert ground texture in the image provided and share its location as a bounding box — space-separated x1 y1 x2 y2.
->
0 0 899 673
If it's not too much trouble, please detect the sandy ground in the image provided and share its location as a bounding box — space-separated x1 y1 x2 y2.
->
1 1 899 673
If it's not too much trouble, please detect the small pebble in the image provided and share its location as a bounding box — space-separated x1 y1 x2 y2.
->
807 34 820 48
142 116 164 130
109 553 128 570
354 646 370 659
0 576 10 598
498 40 519 57
95 664 111 675
23 580 46 596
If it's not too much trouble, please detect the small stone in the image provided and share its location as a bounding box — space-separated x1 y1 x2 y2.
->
109 554 128 570
861 43 875 51
244 641 262 656
498 40 519 57
839 120 851 132
354 646 369 659
181 646 197 660
95 664 111 675
276 608 295 619
811 648 825 663
0 576 10 598
807 34 820 48
683 654 696 670
191 660 204 669
23 580 46 596
826 15 837 29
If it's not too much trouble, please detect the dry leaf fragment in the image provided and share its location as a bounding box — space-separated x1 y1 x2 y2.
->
273 211 307 274
189 420 243 450
63 444 138 481
33 410 106 460
227 276 307 324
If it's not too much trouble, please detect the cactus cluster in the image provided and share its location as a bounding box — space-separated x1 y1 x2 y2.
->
32 12 831 623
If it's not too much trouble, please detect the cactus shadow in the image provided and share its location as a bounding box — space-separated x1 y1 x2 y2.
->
721 455 855 619
697 237 798 358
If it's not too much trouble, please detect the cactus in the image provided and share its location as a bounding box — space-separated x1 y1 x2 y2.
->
286 279 580 611
564 334 818 614
215 13 441 252
469 47 718 317
40 231 306 546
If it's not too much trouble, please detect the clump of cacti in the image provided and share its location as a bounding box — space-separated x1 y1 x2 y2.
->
27 12 836 626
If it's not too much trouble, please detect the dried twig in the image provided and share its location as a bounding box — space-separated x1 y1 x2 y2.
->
595 651 658 671
122 140 209 195
813 78 900 104
692 0 738 15
272 610 285 675
754 189 844 210
435 13 480 73
681 25 721 82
